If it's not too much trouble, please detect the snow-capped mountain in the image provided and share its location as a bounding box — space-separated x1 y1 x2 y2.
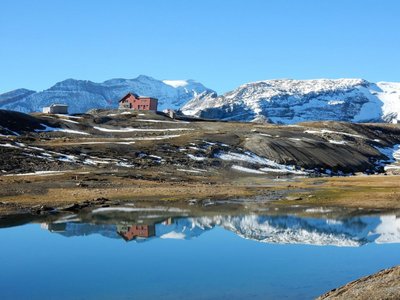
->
0 88 36 106
46 213 400 247
0 75 214 113
182 79 400 124
3 77 400 123
156 214 400 247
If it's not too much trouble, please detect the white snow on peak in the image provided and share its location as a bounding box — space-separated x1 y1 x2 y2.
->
163 80 189 88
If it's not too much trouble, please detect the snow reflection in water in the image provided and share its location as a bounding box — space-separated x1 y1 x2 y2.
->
1 207 400 300
42 210 400 247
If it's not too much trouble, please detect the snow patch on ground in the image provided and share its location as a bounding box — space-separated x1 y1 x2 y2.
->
61 119 80 124
0 140 143 170
216 151 270 165
93 126 192 133
375 144 400 170
259 167 303 174
3 170 67 177
35 124 90 135
216 150 307 175
375 144 400 161
329 140 347 145
136 119 189 124
231 165 265 174
54 114 82 119
116 162 135 168
0 143 20 149
304 129 365 139
177 169 202 173
61 129 90 135
187 154 206 161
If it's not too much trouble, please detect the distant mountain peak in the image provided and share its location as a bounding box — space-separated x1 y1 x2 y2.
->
0 76 215 113
0 88 36 106
135 74 158 81
2 77 399 124
182 78 400 124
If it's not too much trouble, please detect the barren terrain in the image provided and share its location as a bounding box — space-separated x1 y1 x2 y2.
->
0 109 399 215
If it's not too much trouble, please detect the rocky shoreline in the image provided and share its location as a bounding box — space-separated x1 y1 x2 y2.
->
317 266 400 299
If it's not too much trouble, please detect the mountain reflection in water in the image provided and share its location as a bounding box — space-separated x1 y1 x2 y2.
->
2 206 400 300
41 209 400 247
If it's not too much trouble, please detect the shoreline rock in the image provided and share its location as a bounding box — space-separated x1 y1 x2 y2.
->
317 265 400 299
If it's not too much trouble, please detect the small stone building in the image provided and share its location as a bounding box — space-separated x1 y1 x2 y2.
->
118 93 158 111
163 109 177 119
43 104 69 114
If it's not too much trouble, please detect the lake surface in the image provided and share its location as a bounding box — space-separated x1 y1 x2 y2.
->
0 205 399 299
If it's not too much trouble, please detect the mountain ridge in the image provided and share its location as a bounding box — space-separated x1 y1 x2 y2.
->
2 77 400 124
0 75 214 114
47 214 400 247
182 78 400 124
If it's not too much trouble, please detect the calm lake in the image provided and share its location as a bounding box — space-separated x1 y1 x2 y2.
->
0 205 399 300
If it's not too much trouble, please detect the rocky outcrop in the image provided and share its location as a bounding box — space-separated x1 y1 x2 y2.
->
0 109 47 134
1 109 400 175
317 265 400 300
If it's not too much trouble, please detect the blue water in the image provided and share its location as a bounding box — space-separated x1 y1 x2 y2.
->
0 213 399 299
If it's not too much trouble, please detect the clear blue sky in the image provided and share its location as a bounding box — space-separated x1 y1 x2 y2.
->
1 0 399 94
